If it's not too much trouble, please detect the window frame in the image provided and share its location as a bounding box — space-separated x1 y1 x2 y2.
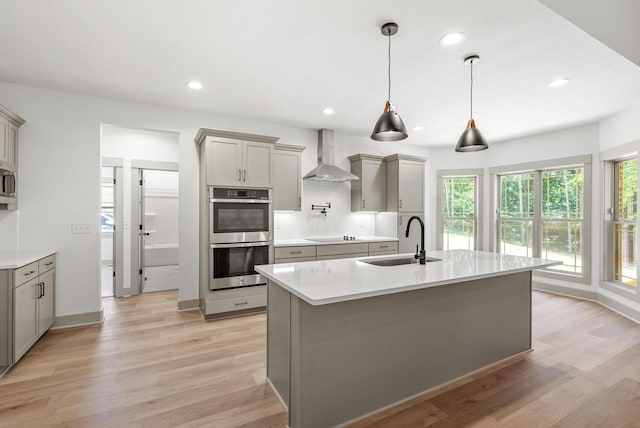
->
489 155 592 284
436 169 484 251
600 141 640 301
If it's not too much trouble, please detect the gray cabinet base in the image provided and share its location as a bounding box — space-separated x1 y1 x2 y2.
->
267 271 532 428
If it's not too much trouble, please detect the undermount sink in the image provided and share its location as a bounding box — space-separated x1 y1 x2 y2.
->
361 256 441 266
306 237 362 243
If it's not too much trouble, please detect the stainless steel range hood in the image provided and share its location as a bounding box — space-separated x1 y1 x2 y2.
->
303 129 359 182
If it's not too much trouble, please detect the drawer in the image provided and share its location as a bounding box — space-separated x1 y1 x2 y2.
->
368 241 398 253
275 246 316 259
206 293 267 314
275 256 316 264
369 250 398 257
316 243 368 257
38 254 56 274
316 252 368 261
14 262 39 288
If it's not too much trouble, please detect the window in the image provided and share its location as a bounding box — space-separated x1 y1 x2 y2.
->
437 170 483 250
613 158 637 286
491 155 591 283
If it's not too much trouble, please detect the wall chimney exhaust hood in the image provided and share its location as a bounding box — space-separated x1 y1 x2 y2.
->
303 129 359 182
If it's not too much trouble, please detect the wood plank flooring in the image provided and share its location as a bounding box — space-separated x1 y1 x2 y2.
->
1 290 639 427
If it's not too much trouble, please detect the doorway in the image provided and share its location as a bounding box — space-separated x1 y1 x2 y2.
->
100 125 180 298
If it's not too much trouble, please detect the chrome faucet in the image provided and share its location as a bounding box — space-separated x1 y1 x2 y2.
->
405 216 426 264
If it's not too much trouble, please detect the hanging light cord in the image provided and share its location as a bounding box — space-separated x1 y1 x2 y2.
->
387 31 391 103
470 59 474 119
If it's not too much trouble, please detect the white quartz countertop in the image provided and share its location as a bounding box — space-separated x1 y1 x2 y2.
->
274 236 398 247
0 250 56 269
256 250 561 306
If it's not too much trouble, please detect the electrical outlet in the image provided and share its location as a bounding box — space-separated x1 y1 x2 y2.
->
71 223 91 234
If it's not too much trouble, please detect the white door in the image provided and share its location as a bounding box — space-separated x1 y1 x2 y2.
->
0 116 8 164
37 269 55 335
13 278 38 361
273 150 301 211
362 161 386 211
140 169 179 293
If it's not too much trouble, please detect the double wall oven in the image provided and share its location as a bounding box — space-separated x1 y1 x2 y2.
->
209 187 272 291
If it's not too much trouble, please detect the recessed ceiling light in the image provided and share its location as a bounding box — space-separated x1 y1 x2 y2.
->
412 126 424 131
187 81 203 90
547 79 570 88
439 32 466 46
322 107 334 115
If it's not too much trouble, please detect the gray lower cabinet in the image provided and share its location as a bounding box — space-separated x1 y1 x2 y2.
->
11 254 56 364
274 241 398 264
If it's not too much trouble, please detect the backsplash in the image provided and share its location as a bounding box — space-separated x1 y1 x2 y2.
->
273 179 392 240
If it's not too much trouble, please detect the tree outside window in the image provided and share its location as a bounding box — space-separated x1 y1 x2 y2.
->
614 158 637 286
442 177 476 250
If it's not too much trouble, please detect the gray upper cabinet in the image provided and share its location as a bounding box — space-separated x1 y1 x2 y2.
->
273 144 305 211
196 129 278 189
385 154 426 213
349 154 386 212
0 105 23 172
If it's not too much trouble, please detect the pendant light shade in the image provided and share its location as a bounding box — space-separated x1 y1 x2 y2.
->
371 23 408 142
455 55 488 152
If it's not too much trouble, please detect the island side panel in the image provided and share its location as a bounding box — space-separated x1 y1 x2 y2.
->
267 281 291 408
290 271 532 428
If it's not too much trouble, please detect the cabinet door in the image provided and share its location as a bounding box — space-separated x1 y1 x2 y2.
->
0 116 8 164
7 123 18 166
14 278 38 361
361 161 386 211
398 161 424 212
273 150 301 210
38 269 55 335
206 139 243 186
244 142 272 188
398 213 425 254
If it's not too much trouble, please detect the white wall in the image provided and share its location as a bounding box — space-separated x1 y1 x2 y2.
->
599 103 640 151
0 80 431 318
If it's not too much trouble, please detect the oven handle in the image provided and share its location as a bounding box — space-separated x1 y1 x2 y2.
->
210 242 271 249
210 198 272 204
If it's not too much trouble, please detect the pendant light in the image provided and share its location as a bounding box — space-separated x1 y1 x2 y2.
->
371 22 408 142
455 55 488 152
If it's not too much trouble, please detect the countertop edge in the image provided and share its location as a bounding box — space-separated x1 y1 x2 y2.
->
274 237 399 247
0 250 57 269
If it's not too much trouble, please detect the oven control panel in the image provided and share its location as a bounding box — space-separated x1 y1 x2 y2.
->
211 187 271 200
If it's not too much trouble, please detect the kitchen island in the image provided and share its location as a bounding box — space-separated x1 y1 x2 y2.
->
256 250 560 428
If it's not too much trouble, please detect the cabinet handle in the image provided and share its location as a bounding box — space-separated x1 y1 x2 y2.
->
398 215 402 226
363 199 365 209
399 199 403 208
235 301 248 306
243 169 247 182
25 270 35 276
42 282 45 297
37 283 43 298
290 251 302 254
298 196 301 207
45 262 54 266
238 169 242 181
379 245 388 249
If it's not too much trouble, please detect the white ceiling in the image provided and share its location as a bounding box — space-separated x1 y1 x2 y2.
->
1 0 639 147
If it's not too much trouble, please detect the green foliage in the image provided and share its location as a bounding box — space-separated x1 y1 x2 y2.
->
618 159 637 221
442 177 475 218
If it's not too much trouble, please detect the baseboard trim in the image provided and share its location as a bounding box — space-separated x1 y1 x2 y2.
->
532 282 598 301
597 294 640 325
177 298 199 311
267 377 288 412
50 309 104 330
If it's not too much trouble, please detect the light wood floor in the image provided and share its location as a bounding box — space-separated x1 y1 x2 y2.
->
1 291 640 427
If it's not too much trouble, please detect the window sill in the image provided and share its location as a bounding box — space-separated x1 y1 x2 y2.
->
600 280 637 298
534 268 591 285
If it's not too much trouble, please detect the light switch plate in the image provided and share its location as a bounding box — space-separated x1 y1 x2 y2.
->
71 223 91 234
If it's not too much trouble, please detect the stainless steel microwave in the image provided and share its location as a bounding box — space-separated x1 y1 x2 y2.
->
209 187 272 244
